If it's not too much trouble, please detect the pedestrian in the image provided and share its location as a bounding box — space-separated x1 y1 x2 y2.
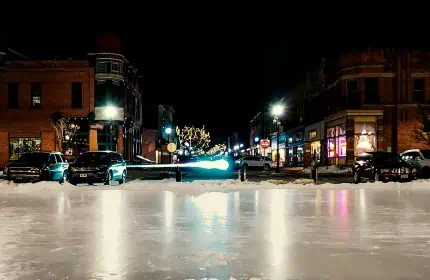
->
311 152 317 183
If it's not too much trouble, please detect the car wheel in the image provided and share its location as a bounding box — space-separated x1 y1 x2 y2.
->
41 171 50 181
70 180 77 186
104 171 113 185
264 163 271 171
119 171 126 185
420 167 430 179
353 171 361 184
59 172 67 184
242 163 248 170
374 172 380 182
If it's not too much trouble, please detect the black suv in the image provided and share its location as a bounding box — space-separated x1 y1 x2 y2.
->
67 151 127 185
4 152 69 183
353 152 417 183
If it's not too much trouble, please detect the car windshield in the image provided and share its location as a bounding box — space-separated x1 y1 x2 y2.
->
372 153 402 164
17 153 49 164
421 150 430 159
76 153 110 165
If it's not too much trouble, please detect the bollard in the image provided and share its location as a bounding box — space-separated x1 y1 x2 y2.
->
239 168 246 182
312 167 317 184
176 167 182 182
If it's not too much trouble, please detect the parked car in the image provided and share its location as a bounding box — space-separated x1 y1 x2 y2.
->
67 151 126 186
353 152 417 184
4 151 69 183
240 156 276 170
400 149 430 179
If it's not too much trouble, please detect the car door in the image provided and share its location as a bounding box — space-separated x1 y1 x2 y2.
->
48 154 61 180
55 154 68 176
60 154 69 171
110 153 122 179
355 154 370 179
362 154 374 179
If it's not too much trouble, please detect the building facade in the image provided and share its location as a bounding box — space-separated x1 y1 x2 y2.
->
299 48 430 166
0 34 143 168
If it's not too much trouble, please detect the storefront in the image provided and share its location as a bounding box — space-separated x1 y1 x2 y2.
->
9 137 41 160
304 121 324 167
271 132 286 164
285 126 304 166
324 110 383 166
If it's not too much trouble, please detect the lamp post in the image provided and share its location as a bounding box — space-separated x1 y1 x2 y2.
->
105 106 117 151
165 126 173 163
271 104 284 173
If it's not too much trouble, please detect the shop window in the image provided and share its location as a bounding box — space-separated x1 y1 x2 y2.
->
72 83 82 108
327 124 347 158
354 123 377 156
308 130 317 139
9 137 41 160
365 78 379 104
31 83 42 108
311 141 321 163
8 83 19 109
413 78 425 104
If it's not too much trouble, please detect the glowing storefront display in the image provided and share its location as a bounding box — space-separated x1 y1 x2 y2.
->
327 124 346 158
354 123 376 155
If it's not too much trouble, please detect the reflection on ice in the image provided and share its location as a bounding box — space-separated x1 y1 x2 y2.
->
192 192 229 226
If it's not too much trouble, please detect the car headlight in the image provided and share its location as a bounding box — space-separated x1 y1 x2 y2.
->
30 167 40 174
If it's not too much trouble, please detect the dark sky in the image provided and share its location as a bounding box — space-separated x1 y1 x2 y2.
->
5 15 425 144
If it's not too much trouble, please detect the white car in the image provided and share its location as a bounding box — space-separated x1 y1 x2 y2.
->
240 156 277 171
400 149 430 178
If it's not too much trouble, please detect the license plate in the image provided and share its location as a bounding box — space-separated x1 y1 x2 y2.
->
401 174 408 179
80 174 87 178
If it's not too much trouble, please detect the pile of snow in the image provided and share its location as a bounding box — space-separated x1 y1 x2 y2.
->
302 165 352 174
1 178 430 194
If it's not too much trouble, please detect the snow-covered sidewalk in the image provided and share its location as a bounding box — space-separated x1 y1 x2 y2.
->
0 178 429 194
302 165 352 175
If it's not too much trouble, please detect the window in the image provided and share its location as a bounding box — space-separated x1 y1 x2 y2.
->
8 83 19 108
112 153 122 162
9 137 41 160
96 62 107 73
308 130 317 139
327 124 347 158
31 83 41 107
413 78 425 103
49 154 57 164
402 152 421 161
347 80 360 107
106 62 112 73
112 62 120 73
365 78 379 104
60 154 66 162
354 123 377 156
55 154 63 163
72 83 82 108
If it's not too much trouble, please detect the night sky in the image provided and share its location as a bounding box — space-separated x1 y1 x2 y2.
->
5 17 423 144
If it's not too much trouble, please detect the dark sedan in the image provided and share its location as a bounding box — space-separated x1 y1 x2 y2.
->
67 151 127 186
353 152 417 184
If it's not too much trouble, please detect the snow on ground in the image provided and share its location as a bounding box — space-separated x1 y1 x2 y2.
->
302 165 352 174
0 177 429 195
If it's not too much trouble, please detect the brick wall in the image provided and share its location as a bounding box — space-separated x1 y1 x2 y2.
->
0 60 95 167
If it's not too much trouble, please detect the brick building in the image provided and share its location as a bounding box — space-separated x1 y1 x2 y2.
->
299 48 430 167
0 34 143 168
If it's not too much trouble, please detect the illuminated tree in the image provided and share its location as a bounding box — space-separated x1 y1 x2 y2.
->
176 126 211 155
411 105 430 146
51 112 81 152
207 144 227 155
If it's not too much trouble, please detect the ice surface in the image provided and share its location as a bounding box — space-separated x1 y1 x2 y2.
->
1 179 430 279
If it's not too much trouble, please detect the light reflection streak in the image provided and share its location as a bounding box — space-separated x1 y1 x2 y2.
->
192 192 228 227
164 191 174 228
255 190 260 216
269 190 286 267
314 189 321 216
100 191 123 278
329 190 335 217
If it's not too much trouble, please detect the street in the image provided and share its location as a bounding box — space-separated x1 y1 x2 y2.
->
1 179 430 279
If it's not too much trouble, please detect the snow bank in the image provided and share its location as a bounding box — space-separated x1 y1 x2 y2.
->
302 165 352 174
1 178 429 194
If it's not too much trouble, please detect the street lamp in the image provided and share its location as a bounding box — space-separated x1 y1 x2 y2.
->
105 105 118 151
271 103 284 173
254 136 259 142
233 145 240 150
165 127 172 135
239 143 244 148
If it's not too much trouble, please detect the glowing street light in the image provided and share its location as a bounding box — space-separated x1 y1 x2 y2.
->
228 149 232 153
254 136 260 142
271 104 284 117
233 145 240 150
105 105 118 119
239 143 244 148
165 127 172 134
